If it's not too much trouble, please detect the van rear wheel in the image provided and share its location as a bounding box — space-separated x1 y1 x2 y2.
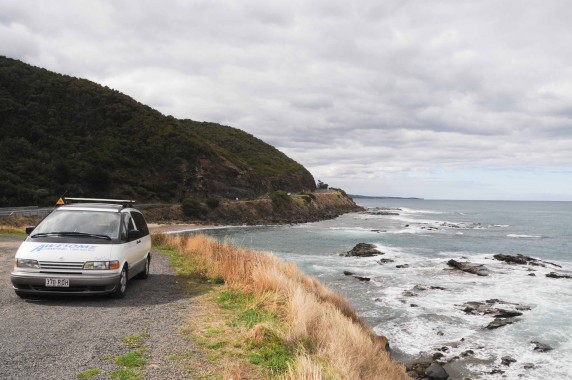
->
136 254 151 279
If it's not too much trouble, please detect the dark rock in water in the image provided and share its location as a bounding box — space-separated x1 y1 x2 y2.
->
501 356 517 366
523 363 536 370
410 361 431 377
396 264 410 269
344 243 383 257
430 286 447 290
447 259 489 276
528 273 536 276
491 309 523 318
490 368 505 375
425 362 449 380
410 303 419 307
531 341 553 352
432 352 445 360
402 290 417 297
461 299 529 329
486 318 519 329
494 253 562 268
494 254 535 265
365 207 401 216
376 258 395 265
370 211 400 216
460 350 474 357
343 271 354 276
546 272 572 279
353 276 371 282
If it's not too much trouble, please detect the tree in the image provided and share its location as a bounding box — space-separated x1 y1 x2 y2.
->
317 180 329 190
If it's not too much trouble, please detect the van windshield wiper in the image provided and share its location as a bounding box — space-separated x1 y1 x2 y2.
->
31 231 111 240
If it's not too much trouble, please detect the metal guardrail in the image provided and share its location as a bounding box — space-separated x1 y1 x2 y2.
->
0 206 52 217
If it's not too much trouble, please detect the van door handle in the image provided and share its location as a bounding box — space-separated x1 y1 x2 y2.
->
136 240 141 244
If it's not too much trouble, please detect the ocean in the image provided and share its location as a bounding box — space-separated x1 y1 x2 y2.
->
182 199 572 379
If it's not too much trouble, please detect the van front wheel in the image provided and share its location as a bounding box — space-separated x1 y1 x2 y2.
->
111 267 127 299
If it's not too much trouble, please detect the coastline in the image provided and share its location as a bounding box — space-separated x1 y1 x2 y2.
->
147 223 220 234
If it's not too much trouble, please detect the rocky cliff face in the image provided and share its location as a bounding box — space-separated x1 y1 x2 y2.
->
144 190 363 225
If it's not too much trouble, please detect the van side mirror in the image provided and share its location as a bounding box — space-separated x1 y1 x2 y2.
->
128 229 141 240
25 226 36 235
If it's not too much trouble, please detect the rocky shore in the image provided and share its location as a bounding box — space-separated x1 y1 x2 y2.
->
342 242 566 379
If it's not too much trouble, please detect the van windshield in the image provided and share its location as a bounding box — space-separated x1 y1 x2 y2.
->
32 210 121 239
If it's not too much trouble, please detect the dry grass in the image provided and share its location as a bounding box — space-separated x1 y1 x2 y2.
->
154 233 410 380
0 215 43 236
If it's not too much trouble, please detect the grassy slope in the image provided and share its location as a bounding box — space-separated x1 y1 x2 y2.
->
154 233 411 379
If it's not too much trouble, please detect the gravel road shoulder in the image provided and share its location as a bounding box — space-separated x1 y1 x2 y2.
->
0 235 206 379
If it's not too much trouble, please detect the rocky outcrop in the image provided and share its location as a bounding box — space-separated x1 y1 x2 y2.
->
144 190 363 225
460 299 530 329
364 207 401 216
343 271 371 281
494 254 561 268
344 243 383 257
546 271 572 279
447 259 489 276
531 341 553 352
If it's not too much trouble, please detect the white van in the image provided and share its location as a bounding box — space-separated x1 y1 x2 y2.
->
10 198 152 298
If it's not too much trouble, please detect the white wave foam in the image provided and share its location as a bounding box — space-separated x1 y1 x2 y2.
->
507 234 542 239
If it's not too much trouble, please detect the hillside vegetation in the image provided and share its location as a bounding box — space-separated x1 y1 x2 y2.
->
0 56 315 207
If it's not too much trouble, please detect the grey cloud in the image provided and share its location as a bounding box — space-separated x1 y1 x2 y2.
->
3 0 572 199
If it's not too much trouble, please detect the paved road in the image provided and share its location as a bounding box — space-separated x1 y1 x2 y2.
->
0 236 200 379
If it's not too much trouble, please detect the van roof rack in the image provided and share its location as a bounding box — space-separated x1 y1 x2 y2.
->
64 197 136 208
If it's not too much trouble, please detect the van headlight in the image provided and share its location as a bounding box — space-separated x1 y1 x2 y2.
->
83 260 120 270
17 259 40 268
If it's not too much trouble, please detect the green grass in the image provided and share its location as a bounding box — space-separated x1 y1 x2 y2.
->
235 308 276 329
76 368 102 379
215 289 254 310
114 351 147 368
109 368 144 380
248 328 293 373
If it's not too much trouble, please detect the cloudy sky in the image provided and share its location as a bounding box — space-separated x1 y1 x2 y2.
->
3 0 572 200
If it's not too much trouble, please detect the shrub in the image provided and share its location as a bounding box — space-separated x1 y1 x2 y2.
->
206 197 220 209
269 190 291 209
181 198 205 218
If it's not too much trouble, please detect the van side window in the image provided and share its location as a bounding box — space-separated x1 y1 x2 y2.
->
120 213 132 241
130 211 149 236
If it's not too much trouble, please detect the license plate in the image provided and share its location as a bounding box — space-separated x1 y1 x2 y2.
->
45 278 70 287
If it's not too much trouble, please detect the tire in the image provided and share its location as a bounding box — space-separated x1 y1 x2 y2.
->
111 266 128 299
136 254 151 280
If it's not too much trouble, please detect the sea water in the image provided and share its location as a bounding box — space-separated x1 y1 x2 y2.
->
182 199 572 379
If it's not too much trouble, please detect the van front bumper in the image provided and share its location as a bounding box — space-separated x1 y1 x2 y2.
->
11 271 121 296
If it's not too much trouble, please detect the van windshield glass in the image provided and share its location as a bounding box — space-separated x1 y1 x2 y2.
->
32 211 121 239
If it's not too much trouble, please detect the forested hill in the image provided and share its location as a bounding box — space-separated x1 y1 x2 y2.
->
0 56 316 206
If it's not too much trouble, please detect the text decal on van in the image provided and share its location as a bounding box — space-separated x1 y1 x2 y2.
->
30 244 97 252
